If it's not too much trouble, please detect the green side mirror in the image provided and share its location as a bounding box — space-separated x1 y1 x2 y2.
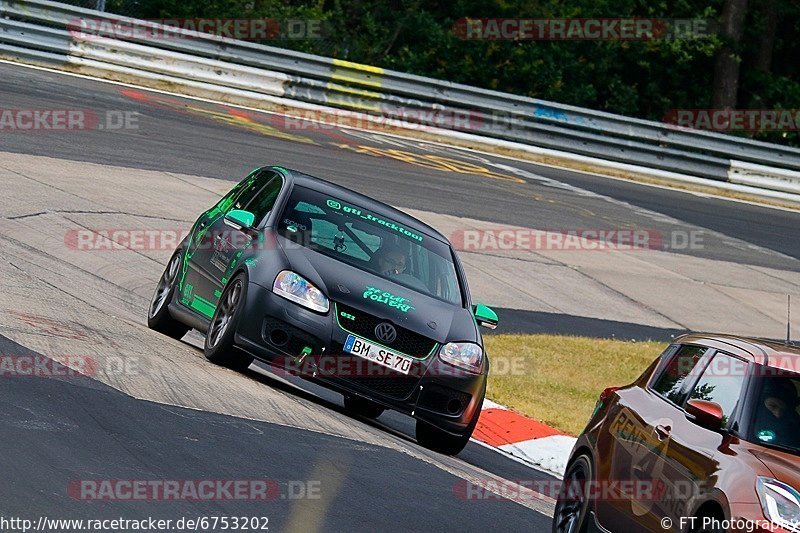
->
224 209 256 230
473 304 498 329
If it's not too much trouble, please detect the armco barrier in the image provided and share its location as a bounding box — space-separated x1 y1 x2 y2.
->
2 0 800 195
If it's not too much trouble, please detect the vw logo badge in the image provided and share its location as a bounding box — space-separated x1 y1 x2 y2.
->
374 322 397 344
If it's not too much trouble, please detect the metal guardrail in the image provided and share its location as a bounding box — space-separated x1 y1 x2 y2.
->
3 0 800 185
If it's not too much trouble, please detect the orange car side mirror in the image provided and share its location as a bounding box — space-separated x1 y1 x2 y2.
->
686 399 724 432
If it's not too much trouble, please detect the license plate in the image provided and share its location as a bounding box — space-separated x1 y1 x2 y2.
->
343 334 413 375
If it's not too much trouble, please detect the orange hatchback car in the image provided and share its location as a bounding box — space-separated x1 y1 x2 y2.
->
554 334 800 533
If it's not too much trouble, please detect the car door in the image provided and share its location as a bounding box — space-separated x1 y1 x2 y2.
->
599 344 710 531
636 346 725 530
180 169 278 319
662 350 748 527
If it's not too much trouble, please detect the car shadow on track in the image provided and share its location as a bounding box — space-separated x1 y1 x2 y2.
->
178 333 563 488
178 333 421 449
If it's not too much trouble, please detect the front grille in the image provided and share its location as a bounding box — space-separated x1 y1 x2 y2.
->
336 303 437 358
335 376 419 400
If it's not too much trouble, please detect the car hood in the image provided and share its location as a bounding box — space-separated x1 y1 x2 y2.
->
751 448 800 487
277 236 475 345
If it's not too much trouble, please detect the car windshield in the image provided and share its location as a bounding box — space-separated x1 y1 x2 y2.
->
277 186 463 306
748 370 800 455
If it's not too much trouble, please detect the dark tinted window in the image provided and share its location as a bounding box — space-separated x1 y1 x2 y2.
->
688 352 747 427
651 345 709 404
215 178 248 213
243 173 282 225
278 186 462 305
215 170 277 214
750 372 800 452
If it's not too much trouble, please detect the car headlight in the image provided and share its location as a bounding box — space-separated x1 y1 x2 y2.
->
439 342 483 373
272 271 329 313
757 477 800 530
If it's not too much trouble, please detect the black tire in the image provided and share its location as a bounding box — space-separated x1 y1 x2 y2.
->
343 395 385 419
203 272 254 372
415 395 482 456
552 455 593 533
147 251 190 340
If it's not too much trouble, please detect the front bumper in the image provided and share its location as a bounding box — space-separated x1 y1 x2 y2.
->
235 282 486 435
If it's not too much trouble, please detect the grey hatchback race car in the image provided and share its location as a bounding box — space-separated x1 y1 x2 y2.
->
148 166 499 454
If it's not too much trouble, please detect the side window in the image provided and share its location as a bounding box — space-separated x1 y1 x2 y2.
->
243 174 283 225
216 170 274 214
216 178 249 213
651 345 709 404
688 352 747 427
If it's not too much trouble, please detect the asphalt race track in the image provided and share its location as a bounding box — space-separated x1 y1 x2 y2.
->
1 60 799 531
6 62 800 338
2 62 800 269
0 335 541 531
